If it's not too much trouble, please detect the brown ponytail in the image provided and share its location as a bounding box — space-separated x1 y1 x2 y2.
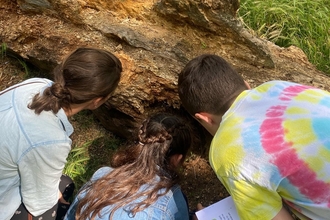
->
29 47 122 114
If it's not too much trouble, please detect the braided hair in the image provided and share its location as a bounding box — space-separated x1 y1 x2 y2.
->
75 113 192 220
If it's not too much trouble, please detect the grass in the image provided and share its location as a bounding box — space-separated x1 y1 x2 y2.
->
0 43 43 80
64 142 91 186
64 110 123 192
238 0 330 74
17 58 30 78
1 43 7 59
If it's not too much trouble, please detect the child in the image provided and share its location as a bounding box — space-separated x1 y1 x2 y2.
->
64 113 192 220
0 47 122 220
178 54 330 219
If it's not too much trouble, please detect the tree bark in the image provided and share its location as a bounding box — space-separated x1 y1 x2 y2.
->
1 0 329 140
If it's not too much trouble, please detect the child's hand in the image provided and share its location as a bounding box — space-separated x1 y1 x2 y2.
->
58 191 70 205
196 203 204 211
191 203 205 220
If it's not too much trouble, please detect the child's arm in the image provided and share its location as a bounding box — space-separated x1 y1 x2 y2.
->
272 206 294 220
59 191 70 204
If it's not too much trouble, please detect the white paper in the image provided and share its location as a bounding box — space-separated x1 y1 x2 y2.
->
195 196 240 220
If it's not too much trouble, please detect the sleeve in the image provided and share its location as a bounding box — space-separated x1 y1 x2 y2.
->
223 177 283 220
64 167 113 220
91 167 113 181
172 186 189 220
18 142 71 216
63 196 78 220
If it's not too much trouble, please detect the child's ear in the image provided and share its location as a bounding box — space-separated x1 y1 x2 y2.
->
170 154 183 168
92 97 104 109
195 112 213 124
244 80 251 89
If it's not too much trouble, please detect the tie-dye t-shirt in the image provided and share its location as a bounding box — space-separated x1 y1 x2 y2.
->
209 81 330 220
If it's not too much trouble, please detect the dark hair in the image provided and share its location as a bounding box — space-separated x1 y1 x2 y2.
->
75 113 192 220
29 47 122 114
178 54 247 115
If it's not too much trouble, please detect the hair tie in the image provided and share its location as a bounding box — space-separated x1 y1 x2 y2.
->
138 141 145 146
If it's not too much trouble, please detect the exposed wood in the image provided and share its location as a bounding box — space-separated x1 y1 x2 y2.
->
1 0 329 140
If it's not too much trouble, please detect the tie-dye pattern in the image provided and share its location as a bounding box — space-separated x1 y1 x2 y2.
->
209 81 330 219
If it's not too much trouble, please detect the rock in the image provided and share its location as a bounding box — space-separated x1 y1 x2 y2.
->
1 0 329 142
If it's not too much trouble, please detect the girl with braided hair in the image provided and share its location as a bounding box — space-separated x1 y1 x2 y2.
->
64 112 192 220
0 47 122 220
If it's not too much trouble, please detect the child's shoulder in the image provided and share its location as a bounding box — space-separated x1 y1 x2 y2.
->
91 166 114 180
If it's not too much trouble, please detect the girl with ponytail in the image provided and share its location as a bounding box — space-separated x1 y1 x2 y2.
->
65 113 192 220
0 47 122 220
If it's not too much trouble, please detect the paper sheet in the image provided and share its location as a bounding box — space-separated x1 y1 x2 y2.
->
195 196 240 220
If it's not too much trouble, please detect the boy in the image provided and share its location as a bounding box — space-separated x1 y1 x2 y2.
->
178 54 330 219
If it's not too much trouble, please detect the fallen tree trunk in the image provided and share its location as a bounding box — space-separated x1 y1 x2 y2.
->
1 0 329 142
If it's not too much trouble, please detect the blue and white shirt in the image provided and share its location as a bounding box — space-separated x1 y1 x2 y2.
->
65 167 189 220
0 78 73 220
